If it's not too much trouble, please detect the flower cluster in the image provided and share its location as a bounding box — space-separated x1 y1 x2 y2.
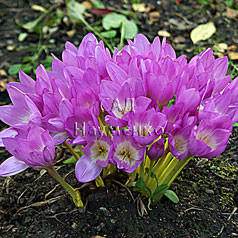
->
0 33 237 187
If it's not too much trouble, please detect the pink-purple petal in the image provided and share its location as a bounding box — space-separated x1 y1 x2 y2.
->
75 155 102 182
0 156 28 177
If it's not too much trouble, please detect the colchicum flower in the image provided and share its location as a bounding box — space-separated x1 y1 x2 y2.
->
110 131 146 173
0 32 237 206
75 133 112 182
0 125 55 176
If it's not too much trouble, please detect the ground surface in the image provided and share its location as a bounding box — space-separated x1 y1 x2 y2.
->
0 0 238 237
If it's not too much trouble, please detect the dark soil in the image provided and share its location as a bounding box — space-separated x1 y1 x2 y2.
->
0 0 238 237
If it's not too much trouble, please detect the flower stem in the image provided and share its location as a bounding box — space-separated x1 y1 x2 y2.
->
63 141 80 161
98 111 111 136
158 156 191 186
119 21 125 50
79 16 114 53
153 155 192 202
166 156 192 186
46 165 83 207
145 158 155 185
152 149 173 179
139 155 146 182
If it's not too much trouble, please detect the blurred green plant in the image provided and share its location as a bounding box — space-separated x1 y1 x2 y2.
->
135 169 179 210
8 47 53 75
102 13 138 49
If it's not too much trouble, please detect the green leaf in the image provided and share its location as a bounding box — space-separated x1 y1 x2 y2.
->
56 9 64 19
197 0 209 5
91 1 105 8
167 94 176 108
23 56 33 63
63 156 77 164
101 30 117 38
102 13 127 30
164 190 179 203
135 178 145 190
18 5 56 33
41 56 53 68
233 122 238 127
153 184 169 196
8 64 21 75
123 20 138 39
150 172 156 179
225 0 233 7
21 64 32 73
145 167 149 174
145 186 152 197
18 32 28 42
148 197 152 210
67 0 85 21
20 18 42 32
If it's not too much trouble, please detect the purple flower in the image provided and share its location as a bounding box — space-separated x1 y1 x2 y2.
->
176 87 201 115
55 33 111 92
0 157 29 177
0 125 55 176
147 138 164 160
115 34 176 61
75 133 112 182
110 131 146 173
223 77 238 124
7 70 36 94
188 49 231 98
128 109 167 146
189 116 232 158
162 103 184 135
100 78 151 127
168 125 193 160
0 85 41 126
145 56 181 109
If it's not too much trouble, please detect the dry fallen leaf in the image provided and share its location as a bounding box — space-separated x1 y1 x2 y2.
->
132 3 151 12
226 7 238 19
158 30 171 37
228 45 237 51
7 45 16 51
82 1 92 9
232 37 238 44
190 22 216 44
9 75 16 83
0 80 6 92
185 48 193 53
214 52 225 58
149 11 160 22
213 43 228 53
228 52 238 60
0 69 7 76
67 29 76 37
91 236 104 238
168 18 192 30
31 5 47 13
218 43 228 50
132 3 146 12
174 36 186 43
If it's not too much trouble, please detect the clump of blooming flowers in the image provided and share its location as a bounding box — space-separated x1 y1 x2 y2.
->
0 33 237 206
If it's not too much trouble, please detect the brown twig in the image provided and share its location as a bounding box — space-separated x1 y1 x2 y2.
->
55 146 66 163
45 184 60 200
184 207 203 213
217 207 237 236
112 179 135 203
17 185 33 204
46 209 79 224
136 195 148 217
17 194 66 214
